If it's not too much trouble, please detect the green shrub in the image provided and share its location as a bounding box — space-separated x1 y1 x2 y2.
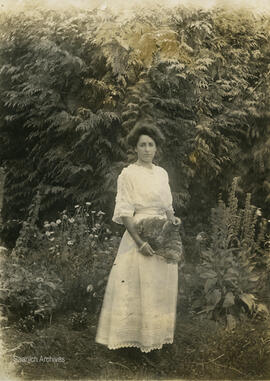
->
0 202 118 328
193 178 269 328
0 253 64 322
1 6 270 246
39 203 116 311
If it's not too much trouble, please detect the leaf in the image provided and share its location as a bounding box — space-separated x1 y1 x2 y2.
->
248 275 260 282
34 308 46 315
225 268 239 276
44 281 57 290
200 270 218 279
206 289 222 306
223 291 235 308
204 277 217 293
192 298 204 309
256 303 269 316
224 270 238 281
239 293 256 312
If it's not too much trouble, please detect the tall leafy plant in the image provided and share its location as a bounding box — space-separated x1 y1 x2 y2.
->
195 178 269 328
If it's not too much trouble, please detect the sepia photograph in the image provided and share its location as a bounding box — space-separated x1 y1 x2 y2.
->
0 0 270 380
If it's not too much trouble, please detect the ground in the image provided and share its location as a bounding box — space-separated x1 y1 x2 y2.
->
0 171 270 380
1 306 270 380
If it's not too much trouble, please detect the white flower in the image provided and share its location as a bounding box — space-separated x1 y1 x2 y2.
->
68 218 75 223
67 240 74 246
256 209 262 217
49 237 55 241
196 232 207 242
91 211 96 214
56 219 61 224
86 202 91 206
62 214 68 220
45 231 54 236
94 234 98 238
86 284 94 293
75 205 80 209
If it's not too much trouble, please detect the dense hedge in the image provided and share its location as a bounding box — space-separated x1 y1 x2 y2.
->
0 5 270 244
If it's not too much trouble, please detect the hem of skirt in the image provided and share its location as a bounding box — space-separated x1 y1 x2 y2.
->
96 339 174 353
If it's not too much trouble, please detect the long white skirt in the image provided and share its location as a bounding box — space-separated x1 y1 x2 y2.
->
95 216 178 353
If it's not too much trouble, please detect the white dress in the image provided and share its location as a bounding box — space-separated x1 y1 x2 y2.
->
95 163 178 353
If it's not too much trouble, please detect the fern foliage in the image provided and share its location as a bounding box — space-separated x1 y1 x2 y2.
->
0 6 270 243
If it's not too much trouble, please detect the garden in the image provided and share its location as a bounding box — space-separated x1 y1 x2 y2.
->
0 1 270 379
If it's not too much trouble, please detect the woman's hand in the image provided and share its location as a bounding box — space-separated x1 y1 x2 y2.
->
121 216 155 257
139 241 155 257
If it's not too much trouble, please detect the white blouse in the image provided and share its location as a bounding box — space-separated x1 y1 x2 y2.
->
112 163 174 224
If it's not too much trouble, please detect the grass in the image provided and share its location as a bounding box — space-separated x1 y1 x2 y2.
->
1 304 270 380
0 181 269 380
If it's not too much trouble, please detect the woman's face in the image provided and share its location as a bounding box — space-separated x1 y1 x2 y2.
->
135 134 157 164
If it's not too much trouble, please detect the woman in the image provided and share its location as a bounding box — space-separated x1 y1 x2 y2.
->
95 122 181 353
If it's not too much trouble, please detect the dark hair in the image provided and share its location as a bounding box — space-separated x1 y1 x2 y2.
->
126 122 165 148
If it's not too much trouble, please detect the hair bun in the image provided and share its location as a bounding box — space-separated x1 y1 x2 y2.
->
126 121 165 148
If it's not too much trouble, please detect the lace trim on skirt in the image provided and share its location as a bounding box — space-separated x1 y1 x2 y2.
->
97 338 174 353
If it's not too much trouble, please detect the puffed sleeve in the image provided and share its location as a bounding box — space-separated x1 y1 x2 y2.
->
112 168 135 224
162 168 174 214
